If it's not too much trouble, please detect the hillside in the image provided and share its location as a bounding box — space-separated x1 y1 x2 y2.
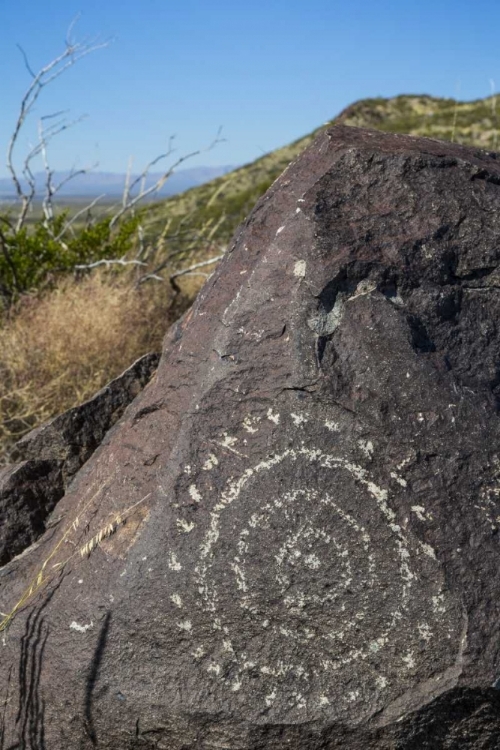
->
142 94 500 260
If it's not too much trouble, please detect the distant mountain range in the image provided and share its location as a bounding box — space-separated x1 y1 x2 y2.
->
0 165 235 201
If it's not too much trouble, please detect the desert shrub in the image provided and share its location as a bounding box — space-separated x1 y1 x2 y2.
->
0 213 140 307
0 271 191 462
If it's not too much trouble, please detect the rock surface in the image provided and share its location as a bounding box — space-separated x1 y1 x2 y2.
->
0 352 159 567
2 126 500 748
12 351 160 482
0 460 64 566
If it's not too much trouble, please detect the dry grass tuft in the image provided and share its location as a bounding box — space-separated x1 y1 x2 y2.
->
0 271 191 461
0 489 150 634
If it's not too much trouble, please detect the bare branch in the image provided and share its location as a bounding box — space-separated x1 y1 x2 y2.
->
66 14 82 48
35 114 91 229
16 44 37 79
109 128 224 229
39 118 54 225
55 194 105 241
7 22 110 232
170 255 224 281
74 258 147 272
122 156 134 209
125 134 176 198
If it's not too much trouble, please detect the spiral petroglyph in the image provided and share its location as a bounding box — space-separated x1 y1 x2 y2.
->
168 411 463 719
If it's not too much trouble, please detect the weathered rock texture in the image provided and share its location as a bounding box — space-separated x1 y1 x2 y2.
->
2 126 500 748
0 352 158 567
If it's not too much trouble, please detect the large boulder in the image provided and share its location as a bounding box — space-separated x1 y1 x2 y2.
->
2 126 500 748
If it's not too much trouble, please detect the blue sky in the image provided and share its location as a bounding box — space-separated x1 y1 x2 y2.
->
0 0 499 178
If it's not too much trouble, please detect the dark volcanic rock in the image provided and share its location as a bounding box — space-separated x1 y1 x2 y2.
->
2 126 500 748
0 460 63 566
0 353 159 567
12 351 160 483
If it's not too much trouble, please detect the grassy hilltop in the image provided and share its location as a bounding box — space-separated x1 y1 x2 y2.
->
142 93 500 254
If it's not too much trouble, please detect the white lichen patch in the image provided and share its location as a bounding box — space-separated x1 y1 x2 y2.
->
189 484 202 502
293 692 307 710
402 651 416 669
171 594 183 608
267 408 280 425
231 562 248 592
207 663 221 676
177 619 192 632
397 455 414 471
369 637 387 653
69 620 93 633
304 553 321 569
325 420 340 432
168 552 182 571
192 645 205 659
265 689 277 706
319 695 330 706
221 433 238 448
418 622 433 641
419 542 437 559
376 675 388 689
411 505 432 522
242 415 259 433
184 465 192 476
203 454 219 471
432 593 447 615
177 519 195 533
291 413 308 426
358 439 374 459
217 433 246 457
275 225 285 236
390 471 407 487
348 279 377 302
293 260 307 278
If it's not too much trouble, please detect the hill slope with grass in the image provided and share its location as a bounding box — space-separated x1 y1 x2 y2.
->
143 93 500 257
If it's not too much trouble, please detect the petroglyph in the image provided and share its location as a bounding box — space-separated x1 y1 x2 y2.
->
69 620 94 633
167 411 463 720
293 260 307 277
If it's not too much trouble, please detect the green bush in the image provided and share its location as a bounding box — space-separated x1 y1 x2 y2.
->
0 213 140 307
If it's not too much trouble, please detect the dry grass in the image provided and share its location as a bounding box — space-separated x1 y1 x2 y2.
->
0 271 195 461
0 487 151 634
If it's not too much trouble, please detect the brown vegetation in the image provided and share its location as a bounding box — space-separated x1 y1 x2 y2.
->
0 271 197 462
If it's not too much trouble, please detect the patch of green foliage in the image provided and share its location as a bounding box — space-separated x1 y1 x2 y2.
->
0 212 139 307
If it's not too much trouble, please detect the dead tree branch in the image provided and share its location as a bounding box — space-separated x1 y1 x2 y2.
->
109 127 224 229
54 194 105 241
6 18 109 232
74 258 147 272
